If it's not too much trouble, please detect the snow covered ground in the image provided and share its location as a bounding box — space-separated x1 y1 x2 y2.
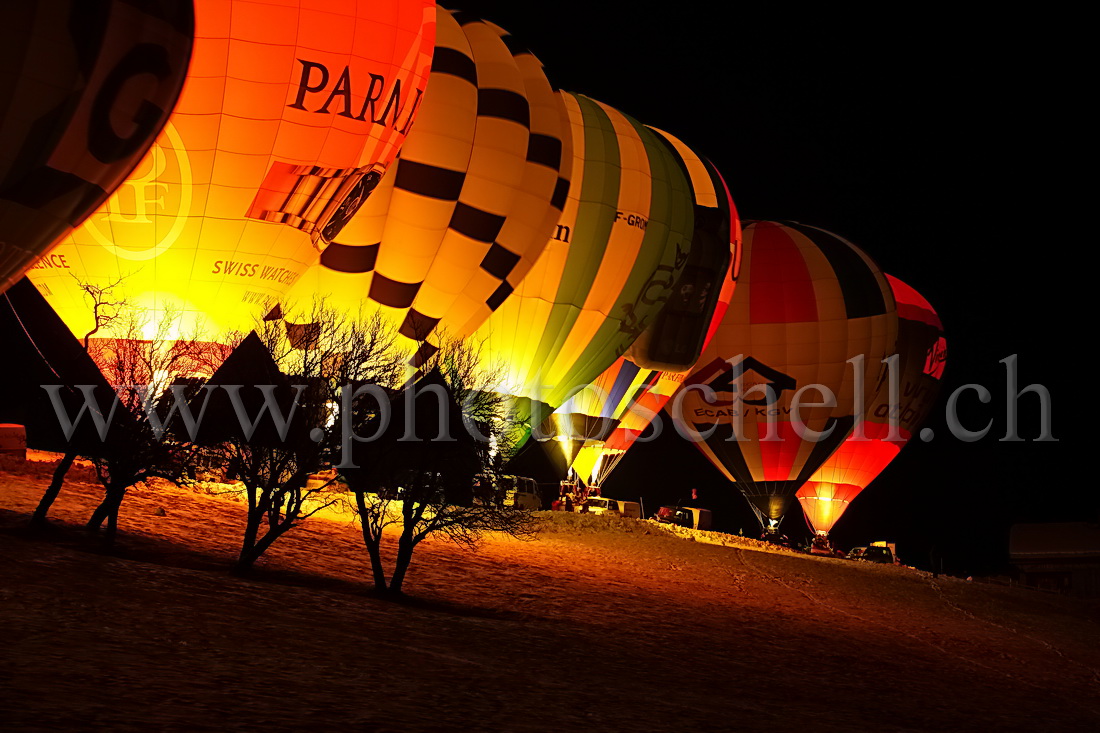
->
2 453 1098 731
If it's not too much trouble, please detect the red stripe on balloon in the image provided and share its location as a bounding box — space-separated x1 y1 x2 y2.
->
749 222 818 324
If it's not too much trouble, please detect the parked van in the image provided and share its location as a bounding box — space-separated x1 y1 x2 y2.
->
500 475 541 510
613 500 642 519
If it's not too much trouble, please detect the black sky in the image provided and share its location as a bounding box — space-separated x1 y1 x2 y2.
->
458 3 1090 573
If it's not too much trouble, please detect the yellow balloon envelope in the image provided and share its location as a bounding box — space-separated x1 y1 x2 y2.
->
285 7 568 366
568 144 743 486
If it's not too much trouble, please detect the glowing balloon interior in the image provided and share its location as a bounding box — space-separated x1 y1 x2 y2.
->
26 0 436 343
797 275 946 535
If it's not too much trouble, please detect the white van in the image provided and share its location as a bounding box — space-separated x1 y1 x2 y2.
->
499 475 542 510
576 496 620 515
575 497 642 517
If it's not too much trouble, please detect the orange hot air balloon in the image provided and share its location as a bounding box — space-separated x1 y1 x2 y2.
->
670 221 897 532
544 356 661 481
286 8 568 367
563 361 676 488
0 1 194 294
797 275 946 535
26 0 435 345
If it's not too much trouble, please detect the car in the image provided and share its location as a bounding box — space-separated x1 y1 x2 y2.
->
576 496 620 515
654 505 687 526
654 505 712 530
575 497 642 518
860 545 895 564
847 546 867 560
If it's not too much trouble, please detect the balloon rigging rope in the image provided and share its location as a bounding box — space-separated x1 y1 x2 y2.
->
4 292 64 384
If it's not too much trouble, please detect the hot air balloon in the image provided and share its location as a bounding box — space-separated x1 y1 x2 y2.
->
284 7 568 368
548 356 662 481
564 138 743 488
670 221 898 533
624 128 736 371
0 1 194 294
797 275 946 535
25 0 436 346
475 91 695 453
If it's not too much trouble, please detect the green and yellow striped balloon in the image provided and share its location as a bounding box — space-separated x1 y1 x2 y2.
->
563 133 744 485
475 91 694 448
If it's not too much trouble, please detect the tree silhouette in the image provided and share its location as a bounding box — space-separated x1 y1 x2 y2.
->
200 300 404 573
344 336 536 596
82 306 219 547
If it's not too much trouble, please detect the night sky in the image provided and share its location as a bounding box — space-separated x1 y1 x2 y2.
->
459 3 1089 574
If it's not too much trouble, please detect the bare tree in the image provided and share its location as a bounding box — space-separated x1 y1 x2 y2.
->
76 274 126 350
30 277 123 527
81 306 221 547
347 335 537 597
31 444 79 528
31 278 220 528
87 304 223 392
218 299 405 573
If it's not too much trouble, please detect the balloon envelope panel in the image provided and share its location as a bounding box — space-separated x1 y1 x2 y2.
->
550 355 659 481
625 128 735 372
476 92 694 442
565 146 743 486
286 8 568 367
797 274 945 534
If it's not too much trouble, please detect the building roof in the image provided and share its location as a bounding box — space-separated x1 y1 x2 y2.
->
1010 523 1100 559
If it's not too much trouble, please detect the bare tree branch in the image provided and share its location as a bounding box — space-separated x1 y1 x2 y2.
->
348 334 539 596
224 298 405 573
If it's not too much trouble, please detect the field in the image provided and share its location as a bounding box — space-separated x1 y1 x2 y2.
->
2 454 1098 732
